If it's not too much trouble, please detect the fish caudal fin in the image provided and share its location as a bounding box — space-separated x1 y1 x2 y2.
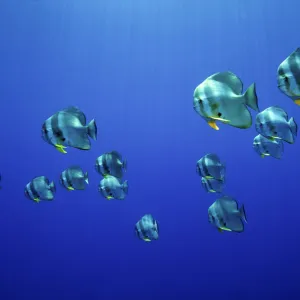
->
122 180 128 194
239 204 247 223
288 117 298 137
85 172 89 184
243 83 259 111
87 119 97 140
49 181 56 193
123 159 127 171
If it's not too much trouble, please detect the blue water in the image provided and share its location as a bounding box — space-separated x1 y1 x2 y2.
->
0 0 299 299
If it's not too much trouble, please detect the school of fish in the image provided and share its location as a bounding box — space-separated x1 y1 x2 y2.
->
4 48 300 240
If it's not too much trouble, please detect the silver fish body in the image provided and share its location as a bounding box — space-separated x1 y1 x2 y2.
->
135 214 159 242
201 177 225 193
196 153 225 180
253 134 284 159
193 71 259 130
60 166 89 191
255 106 297 144
98 175 128 200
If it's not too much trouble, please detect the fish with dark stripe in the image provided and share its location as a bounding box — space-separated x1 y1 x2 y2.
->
95 151 127 179
60 166 89 191
41 106 97 153
277 48 300 105
193 71 259 130
135 214 159 242
24 176 56 203
255 106 297 144
201 177 225 194
196 153 225 181
253 134 284 159
98 175 128 200
208 196 247 233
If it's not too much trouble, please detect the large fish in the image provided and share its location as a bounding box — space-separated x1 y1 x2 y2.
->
253 134 284 159
255 106 297 144
95 151 127 179
208 196 247 233
201 177 225 194
193 71 259 130
41 106 97 153
196 153 225 181
60 166 89 191
277 48 300 105
24 176 56 203
135 214 159 242
98 175 128 200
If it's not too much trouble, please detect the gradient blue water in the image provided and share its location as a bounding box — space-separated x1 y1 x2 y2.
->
0 0 299 299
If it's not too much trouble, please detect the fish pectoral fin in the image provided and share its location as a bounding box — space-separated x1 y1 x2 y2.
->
143 238 151 242
294 99 300 106
260 154 265 158
209 189 216 193
208 121 219 130
106 196 113 200
217 228 223 233
33 198 40 203
211 116 230 123
220 226 232 232
67 187 75 191
55 144 67 154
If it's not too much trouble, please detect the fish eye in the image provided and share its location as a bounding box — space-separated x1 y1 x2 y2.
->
274 131 277 135
198 98 203 103
217 112 222 117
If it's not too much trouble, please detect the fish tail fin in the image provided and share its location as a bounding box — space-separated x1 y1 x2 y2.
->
49 181 56 193
87 119 97 140
243 83 259 111
288 117 298 137
122 180 128 194
85 172 89 184
122 159 127 171
239 204 247 223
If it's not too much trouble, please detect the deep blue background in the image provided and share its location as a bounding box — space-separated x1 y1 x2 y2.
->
0 0 299 299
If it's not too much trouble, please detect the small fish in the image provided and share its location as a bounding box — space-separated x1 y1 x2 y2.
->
60 166 89 191
193 71 259 130
41 106 97 153
135 214 159 242
24 176 56 203
95 151 127 179
208 196 247 233
277 48 300 106
253 134 284 159
201 177 225 194
255 106 297 144
196 153 225 180
98 175 128 200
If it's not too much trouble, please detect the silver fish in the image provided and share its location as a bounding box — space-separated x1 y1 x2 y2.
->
253 134 284 159
277 48 300 106
201 177 225 193
24 176 56 203
255 106 297 144
193 71 259 130
208 196 247 233
135 214 159 242
196 153 225 180
95 151 127 179
98 175 128 200
60 166 89 191
41 106 97 154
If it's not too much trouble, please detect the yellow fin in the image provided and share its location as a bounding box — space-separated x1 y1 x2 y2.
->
294 99 300 106
143 238 151 242
261 154 265 158
67 186 75 191
33 198 40 203
211 116 230 123
55 144 67 154
106 196 113 200
220 226 232 232
208 121 219 130
209 189 216 193
217 228 223 233
205 176 214 179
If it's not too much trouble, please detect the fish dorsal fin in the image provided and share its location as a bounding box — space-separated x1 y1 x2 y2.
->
110 150 122 159
218 196 238 212
290 48 300 57
209 71 243 94
62 106 86 125
270 106 288 120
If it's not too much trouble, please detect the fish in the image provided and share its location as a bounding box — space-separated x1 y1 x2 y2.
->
98 175 128 200
24 176 56 203
208 196 247 233
253 134 284 159
193 71 259 130
135 214 159 242
255 106 297 144
41 106 97 153
277 48 300 105
196 153 225 180
95 151 127 179
60 166 89 191
201 177 225 194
